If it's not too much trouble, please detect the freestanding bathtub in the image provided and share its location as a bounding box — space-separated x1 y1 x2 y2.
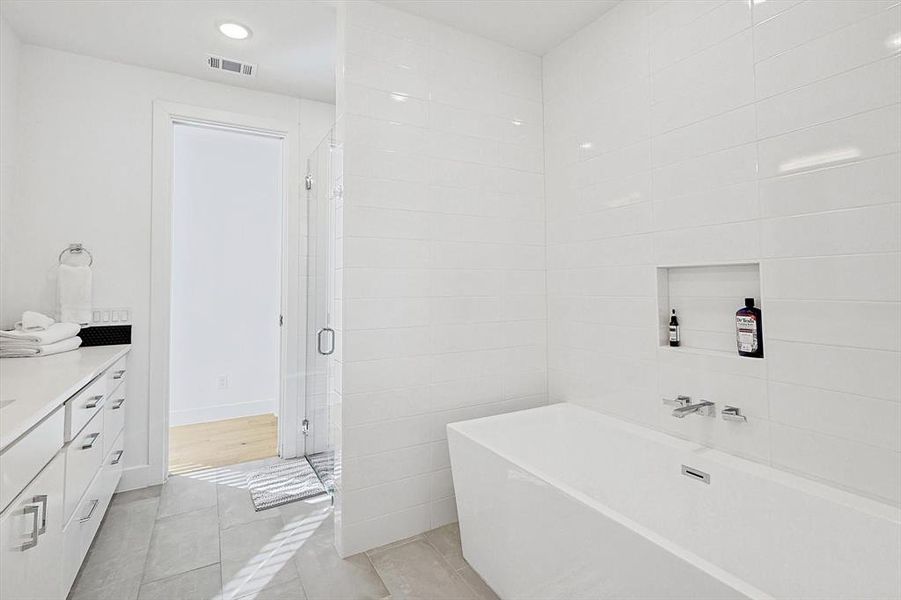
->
448 403 901 599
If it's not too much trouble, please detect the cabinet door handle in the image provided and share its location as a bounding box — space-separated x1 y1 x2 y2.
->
112 398 125 410
111 450 124 465
84 395 104 409
82 432 100 450
21 505 39 550
32 495 48 534
78 499 100 523
317 327 335 356
112 369 126 380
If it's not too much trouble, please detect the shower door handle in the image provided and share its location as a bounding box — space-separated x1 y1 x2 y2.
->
317 328 335 356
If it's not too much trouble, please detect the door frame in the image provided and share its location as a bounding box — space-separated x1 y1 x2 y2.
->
146 101 301 486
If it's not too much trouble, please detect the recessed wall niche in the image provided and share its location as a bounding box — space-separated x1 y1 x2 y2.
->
656 263 762 357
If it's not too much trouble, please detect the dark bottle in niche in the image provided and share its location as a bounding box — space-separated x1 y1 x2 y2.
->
668 309 680 347
736 298 763 358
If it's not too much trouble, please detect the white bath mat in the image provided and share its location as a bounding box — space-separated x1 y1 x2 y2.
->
248 458 327 511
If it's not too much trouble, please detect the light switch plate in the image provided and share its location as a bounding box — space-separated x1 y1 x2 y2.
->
91 307 133 325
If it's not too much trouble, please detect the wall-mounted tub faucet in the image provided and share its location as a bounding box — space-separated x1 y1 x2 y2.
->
665 396 715 418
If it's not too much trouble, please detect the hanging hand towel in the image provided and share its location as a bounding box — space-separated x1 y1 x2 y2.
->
0 322 81 345
15 311 55 332
0 336 82 358
58 264 92 326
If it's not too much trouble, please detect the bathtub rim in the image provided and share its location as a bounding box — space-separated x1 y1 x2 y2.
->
448 403 901 525
448 403 901 600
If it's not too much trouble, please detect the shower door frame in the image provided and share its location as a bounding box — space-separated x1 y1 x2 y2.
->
143 101 303 489
302 130 337 459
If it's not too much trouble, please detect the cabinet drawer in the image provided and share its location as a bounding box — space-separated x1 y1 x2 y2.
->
64 375 106 443
102 380 126 457
61 435 122 596
0 408 64 513
63 411 104 522
105 356 128 394
0 452 65 600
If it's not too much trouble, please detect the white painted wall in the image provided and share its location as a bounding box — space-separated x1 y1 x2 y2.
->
2 43 333 489
169 124 282 427
335 0 547 555
543 0 900 506
0 17 21 312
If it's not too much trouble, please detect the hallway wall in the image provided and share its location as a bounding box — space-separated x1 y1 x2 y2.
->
170 124 282 426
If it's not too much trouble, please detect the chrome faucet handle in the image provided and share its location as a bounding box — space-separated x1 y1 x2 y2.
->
663 395 692 407
722 405 747 423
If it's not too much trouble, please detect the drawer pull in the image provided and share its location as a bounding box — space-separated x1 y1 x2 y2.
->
84 395 104 409
33 495 48 534
78 499 100 523
111 369 126 380
111 398 126 410
111 450 124 465
21 505 39 550
81 432 101 450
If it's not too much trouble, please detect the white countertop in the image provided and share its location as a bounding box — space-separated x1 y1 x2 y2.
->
0 345 130 451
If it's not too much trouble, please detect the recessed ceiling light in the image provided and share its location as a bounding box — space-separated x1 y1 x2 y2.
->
219 22 251 40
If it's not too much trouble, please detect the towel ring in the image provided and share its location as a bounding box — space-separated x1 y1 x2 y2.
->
58 243 93 267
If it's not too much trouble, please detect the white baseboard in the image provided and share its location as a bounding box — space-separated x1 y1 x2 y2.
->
118 464 165 492
169 399 276 426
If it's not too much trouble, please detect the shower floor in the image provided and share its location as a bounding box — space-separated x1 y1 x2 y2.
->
306 450 335 492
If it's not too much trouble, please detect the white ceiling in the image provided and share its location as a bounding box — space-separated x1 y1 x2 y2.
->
0 0 337 103
1 1 618 104
379 0 619 55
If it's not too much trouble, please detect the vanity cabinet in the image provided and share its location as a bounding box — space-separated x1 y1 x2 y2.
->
0 452 65 600
0 346 129 600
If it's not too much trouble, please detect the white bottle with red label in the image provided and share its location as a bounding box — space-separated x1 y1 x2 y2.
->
735 298 763 358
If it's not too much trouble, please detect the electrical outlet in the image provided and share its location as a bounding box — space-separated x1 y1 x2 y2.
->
217 376 229 390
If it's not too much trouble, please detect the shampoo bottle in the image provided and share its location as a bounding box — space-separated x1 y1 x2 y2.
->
736 298 763 358
669 309 680 347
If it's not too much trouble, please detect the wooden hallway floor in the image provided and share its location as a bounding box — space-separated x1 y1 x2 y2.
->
169 414 277 474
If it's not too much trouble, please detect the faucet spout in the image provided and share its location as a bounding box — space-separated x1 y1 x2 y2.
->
671 400 715 418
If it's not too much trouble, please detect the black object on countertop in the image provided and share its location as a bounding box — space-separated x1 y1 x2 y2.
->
79 324 131 347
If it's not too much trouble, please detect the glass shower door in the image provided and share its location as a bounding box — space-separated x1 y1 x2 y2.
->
303 129 336 486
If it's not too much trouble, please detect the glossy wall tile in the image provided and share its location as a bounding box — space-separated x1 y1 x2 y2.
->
335 0 547 555
544 0 901 505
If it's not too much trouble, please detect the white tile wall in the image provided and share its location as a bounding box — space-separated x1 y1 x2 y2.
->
544 0 901 506
335 0 546 555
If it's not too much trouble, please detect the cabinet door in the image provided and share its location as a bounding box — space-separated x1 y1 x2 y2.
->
0 453 65 600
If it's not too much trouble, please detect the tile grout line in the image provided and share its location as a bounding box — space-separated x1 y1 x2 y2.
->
133 486 166 596
422 530 488 600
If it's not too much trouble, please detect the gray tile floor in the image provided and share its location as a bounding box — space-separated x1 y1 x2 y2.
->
68 459 498 600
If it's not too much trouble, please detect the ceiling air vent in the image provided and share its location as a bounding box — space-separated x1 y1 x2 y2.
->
206 55 256 77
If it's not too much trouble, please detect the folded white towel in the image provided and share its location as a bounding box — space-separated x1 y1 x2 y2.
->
0 336 82 358
58 264 92 326
0 322 81 345
15 311 56 332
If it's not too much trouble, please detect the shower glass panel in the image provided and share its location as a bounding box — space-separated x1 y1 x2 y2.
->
303 128 337 486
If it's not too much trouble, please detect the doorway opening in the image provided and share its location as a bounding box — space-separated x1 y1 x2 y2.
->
167 122 283 474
